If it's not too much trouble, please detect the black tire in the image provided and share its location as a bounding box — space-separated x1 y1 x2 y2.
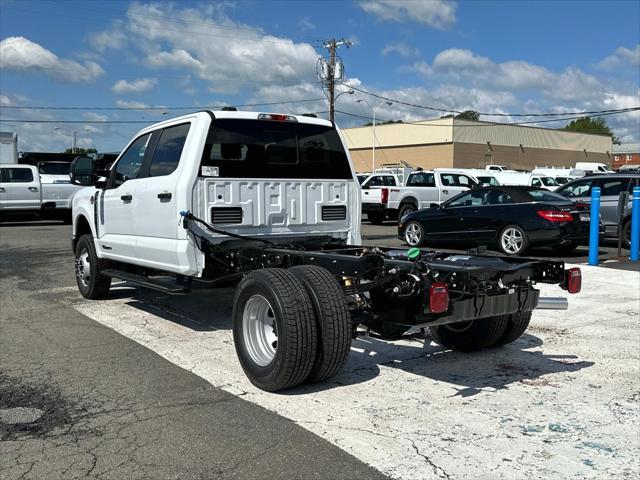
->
429 315 509 352
493 311 532 347
289 266 352 383
367 211 384 225
232 269 317 392
74 234 111 299
498 224 529 256
622 220 631 249
553 242 578 254
404 220 426 247
398 203 417 221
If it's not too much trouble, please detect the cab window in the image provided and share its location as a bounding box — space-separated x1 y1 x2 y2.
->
148 124 190 177
112 133 151 187
599 178 628 196
365 176 385 187
407 172 435 187
0 167 34 183
383 176 397 186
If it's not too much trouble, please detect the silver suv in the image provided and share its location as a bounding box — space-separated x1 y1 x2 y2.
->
555 174 640 245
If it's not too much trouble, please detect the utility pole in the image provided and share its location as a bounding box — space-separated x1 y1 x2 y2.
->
318 38 351 123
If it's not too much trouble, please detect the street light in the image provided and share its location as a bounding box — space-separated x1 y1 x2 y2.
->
53 127 91 154
335 89 355 102
357 99 392 172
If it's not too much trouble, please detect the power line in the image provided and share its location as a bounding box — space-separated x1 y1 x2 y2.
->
0 98 325 111
342 83 640 118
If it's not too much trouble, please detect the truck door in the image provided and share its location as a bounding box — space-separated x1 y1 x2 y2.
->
0 166 41 211
133 123 192 271
438 173 470 203
405 172 438 208
97 133 151 262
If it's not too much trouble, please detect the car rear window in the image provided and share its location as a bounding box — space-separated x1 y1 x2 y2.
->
200 119 352 179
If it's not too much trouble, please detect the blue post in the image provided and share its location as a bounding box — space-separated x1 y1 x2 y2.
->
630 186 640 262
588 187 601 266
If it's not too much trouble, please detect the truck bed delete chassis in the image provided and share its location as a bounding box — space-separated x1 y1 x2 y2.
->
193 228 569 339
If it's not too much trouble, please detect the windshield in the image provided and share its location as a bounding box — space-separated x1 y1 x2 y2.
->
527 189 570 202
200 119 352 179
39 162 71 175
540 177 559 186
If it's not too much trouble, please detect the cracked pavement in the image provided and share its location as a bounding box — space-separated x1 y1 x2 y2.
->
0 221 385 480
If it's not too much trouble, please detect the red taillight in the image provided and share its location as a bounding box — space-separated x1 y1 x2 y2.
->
537 210 573 222
381 187 389 205
429 282 449 314
565 267 581 294
257 113 298 122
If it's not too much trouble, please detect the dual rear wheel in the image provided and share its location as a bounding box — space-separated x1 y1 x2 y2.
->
232 266 352 392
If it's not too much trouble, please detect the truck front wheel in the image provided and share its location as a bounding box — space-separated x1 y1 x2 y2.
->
232 269 318 391
74 234 111 299
429 315 509 352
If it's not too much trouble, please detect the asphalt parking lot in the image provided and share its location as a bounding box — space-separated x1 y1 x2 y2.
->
1 219 639 479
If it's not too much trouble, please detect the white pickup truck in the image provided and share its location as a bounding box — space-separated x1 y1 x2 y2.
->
357 172 399 224
387 170 479 220
68 109 580 392
0 163 80 221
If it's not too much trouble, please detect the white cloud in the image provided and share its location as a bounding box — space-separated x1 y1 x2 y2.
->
359 0 457 30
100 3 319 94
298 17 315 32
597 45 640 70
0 36 104 82
82 112 108 122
112 78 157 94
0 94 12 106
89 22 128 52
381 42 420 58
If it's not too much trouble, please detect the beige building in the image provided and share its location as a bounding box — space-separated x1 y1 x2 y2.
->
341 118 613 173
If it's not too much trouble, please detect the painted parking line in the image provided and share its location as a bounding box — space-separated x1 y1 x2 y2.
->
58 266 639 479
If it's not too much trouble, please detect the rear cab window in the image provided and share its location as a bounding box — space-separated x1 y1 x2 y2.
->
147 123 191 177
0 167 34 183
200 119 352 179
406 172 435 187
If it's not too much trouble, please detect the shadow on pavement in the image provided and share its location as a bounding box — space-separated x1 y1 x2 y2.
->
120 285 594 396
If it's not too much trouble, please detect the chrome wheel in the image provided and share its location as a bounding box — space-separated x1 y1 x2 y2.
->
75 248 91 288
242 295 278 366
501 227 524 255
405 222 422 246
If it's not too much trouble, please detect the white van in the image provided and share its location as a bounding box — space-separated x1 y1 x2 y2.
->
575 162 613 174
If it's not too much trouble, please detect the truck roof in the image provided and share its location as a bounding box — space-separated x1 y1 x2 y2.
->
135 110 333 138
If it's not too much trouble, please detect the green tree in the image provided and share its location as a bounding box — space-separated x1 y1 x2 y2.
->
363 119 403 126
562 117 620 144
440 111 481 120
63 148 98 154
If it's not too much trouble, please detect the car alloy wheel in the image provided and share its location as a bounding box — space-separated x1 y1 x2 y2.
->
500 227 524 255
405 221 423 246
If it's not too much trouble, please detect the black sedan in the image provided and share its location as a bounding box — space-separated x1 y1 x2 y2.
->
398 186 591 255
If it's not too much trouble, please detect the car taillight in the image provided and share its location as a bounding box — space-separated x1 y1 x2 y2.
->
565 267 581 294
429 282 449 314
381 187 389 205
537 210 573 222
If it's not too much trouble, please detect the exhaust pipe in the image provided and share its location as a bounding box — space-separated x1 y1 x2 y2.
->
537 297 568 310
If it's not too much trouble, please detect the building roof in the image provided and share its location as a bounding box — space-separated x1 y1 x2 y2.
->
612 143 640 154
342 117 612 153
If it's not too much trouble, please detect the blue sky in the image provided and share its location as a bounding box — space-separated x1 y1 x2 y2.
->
1 0 638 152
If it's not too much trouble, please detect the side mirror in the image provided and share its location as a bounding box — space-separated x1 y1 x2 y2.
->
70 156 96 186
429 203 439 209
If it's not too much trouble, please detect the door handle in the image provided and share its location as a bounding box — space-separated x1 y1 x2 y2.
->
443 189 449 194
29 187 38 192
120 194 132 202
157 192 172 201
0 187 5 192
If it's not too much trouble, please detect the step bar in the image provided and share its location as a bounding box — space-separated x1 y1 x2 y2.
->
101 269 190 294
